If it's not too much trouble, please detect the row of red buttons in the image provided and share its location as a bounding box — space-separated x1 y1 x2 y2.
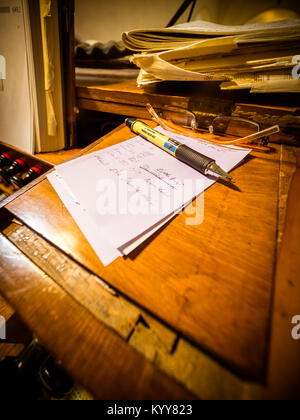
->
0 151 45 189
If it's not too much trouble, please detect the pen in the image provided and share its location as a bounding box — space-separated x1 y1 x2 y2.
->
125 119 232 181
0 193 7 203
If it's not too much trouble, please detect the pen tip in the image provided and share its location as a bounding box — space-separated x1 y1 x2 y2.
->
224 174 232 182
209 163 232 182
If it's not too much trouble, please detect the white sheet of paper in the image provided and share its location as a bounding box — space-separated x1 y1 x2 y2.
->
55 128 250 250
47 171 122 266
47 170 177 263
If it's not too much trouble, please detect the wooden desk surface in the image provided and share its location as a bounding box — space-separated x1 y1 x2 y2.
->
0 123 299 399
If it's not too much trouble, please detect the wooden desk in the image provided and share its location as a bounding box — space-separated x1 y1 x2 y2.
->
0 123 299 399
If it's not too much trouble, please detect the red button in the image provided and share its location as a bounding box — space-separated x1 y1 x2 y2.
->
2 152 13 160
15 159 28 170
30 166 44 176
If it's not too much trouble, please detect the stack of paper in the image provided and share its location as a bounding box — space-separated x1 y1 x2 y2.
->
48 127 250 266
122 19 300 92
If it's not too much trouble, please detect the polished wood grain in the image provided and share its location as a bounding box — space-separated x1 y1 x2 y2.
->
0 275 26 359
0 148 81 361
1 218 256 400
76 78 191 109
0 234 195 400
35 149 81 166
232 103 300 146
3 220 240 399
76 78 192 120
264 150 300 400
2 222 141 341
76 97 151 120
0 294 14 324
5 123 281 379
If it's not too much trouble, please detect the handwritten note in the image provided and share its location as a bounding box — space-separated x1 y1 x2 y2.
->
50 127 250 265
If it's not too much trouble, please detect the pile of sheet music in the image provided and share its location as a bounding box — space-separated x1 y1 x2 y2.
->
122 19 300 92
48 126 250 266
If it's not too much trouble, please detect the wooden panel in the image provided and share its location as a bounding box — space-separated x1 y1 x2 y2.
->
76 77 193 119
277 146 297 252
0 294 14 322
3 222 141 341
232 103 300 130
5 123 282 379
1 221 246 400
77 98 150 119
35 149 81 166
0 234 194 400
129 321 245 400
5 221 244 399
76 79 300 146
0 292 22 358
76 78 190 109
232 103 300 146
264 150 300 400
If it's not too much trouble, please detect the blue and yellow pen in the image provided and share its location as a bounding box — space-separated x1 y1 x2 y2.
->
125 119 232 181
